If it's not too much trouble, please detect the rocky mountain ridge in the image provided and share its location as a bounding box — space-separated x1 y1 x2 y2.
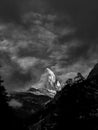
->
0 63 98 130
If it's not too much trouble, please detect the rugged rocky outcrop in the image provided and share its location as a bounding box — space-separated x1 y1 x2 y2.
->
87 63 98 80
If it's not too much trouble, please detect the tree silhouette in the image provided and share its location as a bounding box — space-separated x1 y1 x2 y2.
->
0 76 26 130
0 76 8 106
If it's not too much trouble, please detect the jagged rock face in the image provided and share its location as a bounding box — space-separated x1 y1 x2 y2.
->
87 63 98 80
28 68 62 98
46 68 62 91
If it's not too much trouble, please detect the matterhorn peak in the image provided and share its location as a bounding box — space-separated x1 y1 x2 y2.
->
46 68 62 92
29 68 62 98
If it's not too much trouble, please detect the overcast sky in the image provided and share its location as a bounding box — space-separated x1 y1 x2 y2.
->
0 0 98 92
0 0 98 38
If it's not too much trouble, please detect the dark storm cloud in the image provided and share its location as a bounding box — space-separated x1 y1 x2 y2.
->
0 0 22 23
47 0 98 65
0 0 49 24
49 0 98 39
1 0 98 38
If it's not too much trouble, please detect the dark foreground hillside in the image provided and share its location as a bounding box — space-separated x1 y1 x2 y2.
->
1 64 98 130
